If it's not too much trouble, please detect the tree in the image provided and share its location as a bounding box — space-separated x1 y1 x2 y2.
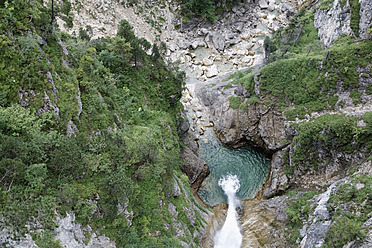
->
50 0 55 24
110 36 132 69
117 20 135 42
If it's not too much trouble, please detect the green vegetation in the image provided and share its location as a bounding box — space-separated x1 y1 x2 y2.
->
285 191 317 245
0 1 200 247
260 8 371 119
289 113 371 168
229 96 242 109
265 9 322 63
323 175 372 247
350 0 361 36
179 0 243 22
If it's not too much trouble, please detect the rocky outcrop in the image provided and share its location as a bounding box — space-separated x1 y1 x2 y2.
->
314 0 352 48
55 213 115 248
263 150 289 198
0 221 38 248
203 196 289 248
314 0 372 47
195 73 288 154
359 0 372 39
180 145 210 189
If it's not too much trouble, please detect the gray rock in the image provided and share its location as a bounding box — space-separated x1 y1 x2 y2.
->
177 117 190 136
232 22 244 33
299 221 332 248
234 82 250 98
168 202 178 217
18 88 37 107
67 119 79 137
259 0 269 9
205 64 218 78
195 75 287 153
177 37 190 50
268 2 276 11
263 150 288 198
167 178 182 197
55 212 115 248
0 221 38 248
359 0 372 39
180 146 210 188
211 33 225 51
314 1 352 48
36 91 60 118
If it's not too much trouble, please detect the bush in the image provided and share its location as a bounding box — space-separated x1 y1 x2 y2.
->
229 96 242 109
324 216 366 247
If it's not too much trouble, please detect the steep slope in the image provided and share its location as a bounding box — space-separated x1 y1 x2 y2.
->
0 1 207 247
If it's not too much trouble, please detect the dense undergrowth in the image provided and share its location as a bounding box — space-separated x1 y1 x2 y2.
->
0 0 203 247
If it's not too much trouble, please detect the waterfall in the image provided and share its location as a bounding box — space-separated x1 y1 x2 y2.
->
214 175 243 248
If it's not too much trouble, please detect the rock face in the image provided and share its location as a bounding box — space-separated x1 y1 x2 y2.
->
314 0 372 47
263 150 289 198
180 145 210 189
195 72 288 154
55 213 115 248
359 0 372 39
314 0 352 48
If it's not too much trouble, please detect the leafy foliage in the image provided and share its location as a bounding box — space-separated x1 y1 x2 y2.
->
179 0 243 22
0 2 196 247
323 175 372 247
285 191 317 245
289 113 371 168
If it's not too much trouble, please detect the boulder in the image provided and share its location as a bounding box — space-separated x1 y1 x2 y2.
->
259 0 268 9
202 58 214 66
193 66 204 78
205 64 218 78
268 2 276 11
263 150 288 198
211 33 225 51
233 22 244 33
234 82 250 98
195 76 287 153
177 37 191 49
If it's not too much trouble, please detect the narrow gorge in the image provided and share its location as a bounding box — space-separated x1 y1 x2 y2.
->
0 0 371 247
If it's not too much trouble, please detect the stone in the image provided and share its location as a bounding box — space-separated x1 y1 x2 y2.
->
259 0 268 9
177 37 190 50
241 56 251 64
177 118 190 136
193 66 204 78
55 212 115 248
168 43 177 52
202 58 214 66
234 82 250 98
233 22 244 33
314 1 352 47
167 179 181 197
205 64 218 78
237 49 247 56
195 111 203 118
211 33 225 51
268 2 276 11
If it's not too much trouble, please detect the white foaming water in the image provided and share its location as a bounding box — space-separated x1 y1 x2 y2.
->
214 175 243 248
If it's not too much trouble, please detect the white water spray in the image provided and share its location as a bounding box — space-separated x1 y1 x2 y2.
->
214 175 243 248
